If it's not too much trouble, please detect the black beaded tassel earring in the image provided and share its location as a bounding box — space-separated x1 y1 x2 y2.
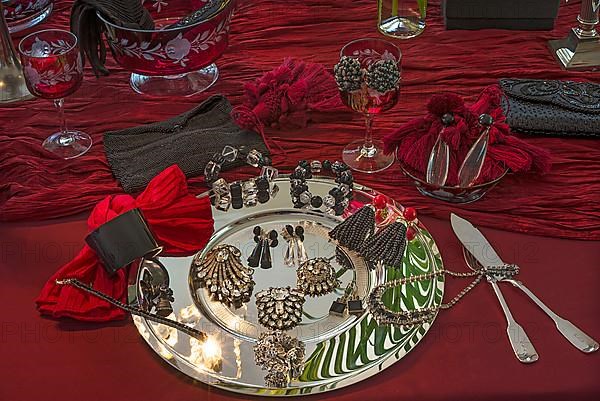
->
328 205 375 251
359 221 407 268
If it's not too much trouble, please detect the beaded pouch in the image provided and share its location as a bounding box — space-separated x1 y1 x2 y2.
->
500 78 600 138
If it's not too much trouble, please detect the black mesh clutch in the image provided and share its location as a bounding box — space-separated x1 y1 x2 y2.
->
104 95 268 193
500 78 600 138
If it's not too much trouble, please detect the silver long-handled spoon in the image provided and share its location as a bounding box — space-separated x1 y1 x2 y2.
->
463 247 599 354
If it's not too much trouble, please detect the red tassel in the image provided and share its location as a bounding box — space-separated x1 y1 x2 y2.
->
235 58 343 131
384 85 551 185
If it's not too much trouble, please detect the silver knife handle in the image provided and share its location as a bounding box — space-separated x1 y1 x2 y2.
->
506 279 599 353
491 281 539 363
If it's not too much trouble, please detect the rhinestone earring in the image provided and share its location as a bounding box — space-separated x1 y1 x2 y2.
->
281 224 308 267
193 244 255 308
254 330 305 388
255 286 305 330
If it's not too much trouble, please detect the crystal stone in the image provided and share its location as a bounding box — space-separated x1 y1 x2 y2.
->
299 191 312 204
323 195 336 208
221 145 238 162
246 149 263 167
310 160 322 173
261 166 279 181
204 160 221 182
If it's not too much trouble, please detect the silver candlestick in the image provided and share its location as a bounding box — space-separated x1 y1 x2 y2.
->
0 1 31 103
548 0 600 70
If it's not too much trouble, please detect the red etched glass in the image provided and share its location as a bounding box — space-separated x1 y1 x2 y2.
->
99 0 234 96
19 29 83 99
18 29 92 159
2 0 53 34
337 38 402 173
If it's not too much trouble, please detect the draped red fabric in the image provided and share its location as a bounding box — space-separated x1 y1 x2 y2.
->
35 165 214 321
0 1 599 240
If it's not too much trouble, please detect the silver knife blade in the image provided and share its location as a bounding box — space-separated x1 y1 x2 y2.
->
450 213 505 268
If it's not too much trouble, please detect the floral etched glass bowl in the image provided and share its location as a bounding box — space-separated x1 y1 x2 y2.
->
399 162 508 204
2 0 53 35
98 0 233 96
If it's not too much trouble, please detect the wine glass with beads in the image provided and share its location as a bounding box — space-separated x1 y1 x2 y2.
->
18 29 92 159
334 38 401 173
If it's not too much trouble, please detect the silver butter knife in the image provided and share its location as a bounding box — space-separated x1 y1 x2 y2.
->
451 213 539 363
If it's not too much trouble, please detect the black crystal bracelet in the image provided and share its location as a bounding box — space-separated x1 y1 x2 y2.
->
204 145 272 184
204 145 279 212
289 160 354 216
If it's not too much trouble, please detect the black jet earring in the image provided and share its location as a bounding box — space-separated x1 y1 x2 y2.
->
248 226 279 269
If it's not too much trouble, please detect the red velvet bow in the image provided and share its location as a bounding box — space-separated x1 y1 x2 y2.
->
383 85 551 186
36 165 214 322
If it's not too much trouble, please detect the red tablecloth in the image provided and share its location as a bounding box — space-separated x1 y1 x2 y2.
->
1 214 599 401
1 1 599 240
1 1 600 400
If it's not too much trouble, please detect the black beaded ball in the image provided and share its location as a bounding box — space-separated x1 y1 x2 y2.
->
310 195 323 208
479 113 494 126
441 113 455 126
334 56 363 92
366 59 400 94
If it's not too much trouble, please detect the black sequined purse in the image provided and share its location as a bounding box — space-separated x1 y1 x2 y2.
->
499 78 600 138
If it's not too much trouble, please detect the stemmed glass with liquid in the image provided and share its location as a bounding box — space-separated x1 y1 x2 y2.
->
19 29 92 159
337 38 401 173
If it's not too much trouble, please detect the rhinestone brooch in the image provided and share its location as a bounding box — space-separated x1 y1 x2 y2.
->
192 244 254 309
296 257 339 297
253 330 305 388
255 286 305 331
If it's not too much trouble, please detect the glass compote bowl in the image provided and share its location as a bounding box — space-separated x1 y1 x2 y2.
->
2 0 53 35
18 29 92 159
98 0 233 97
336 38 401 174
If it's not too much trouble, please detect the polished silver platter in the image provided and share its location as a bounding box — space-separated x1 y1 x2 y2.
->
131 177 444 396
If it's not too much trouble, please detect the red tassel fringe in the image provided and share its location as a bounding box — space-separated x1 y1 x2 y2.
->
234 58 343 131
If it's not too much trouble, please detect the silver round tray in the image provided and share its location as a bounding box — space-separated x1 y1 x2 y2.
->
131 176 444 396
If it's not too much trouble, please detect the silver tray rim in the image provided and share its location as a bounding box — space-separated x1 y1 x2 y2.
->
130 175 445 396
